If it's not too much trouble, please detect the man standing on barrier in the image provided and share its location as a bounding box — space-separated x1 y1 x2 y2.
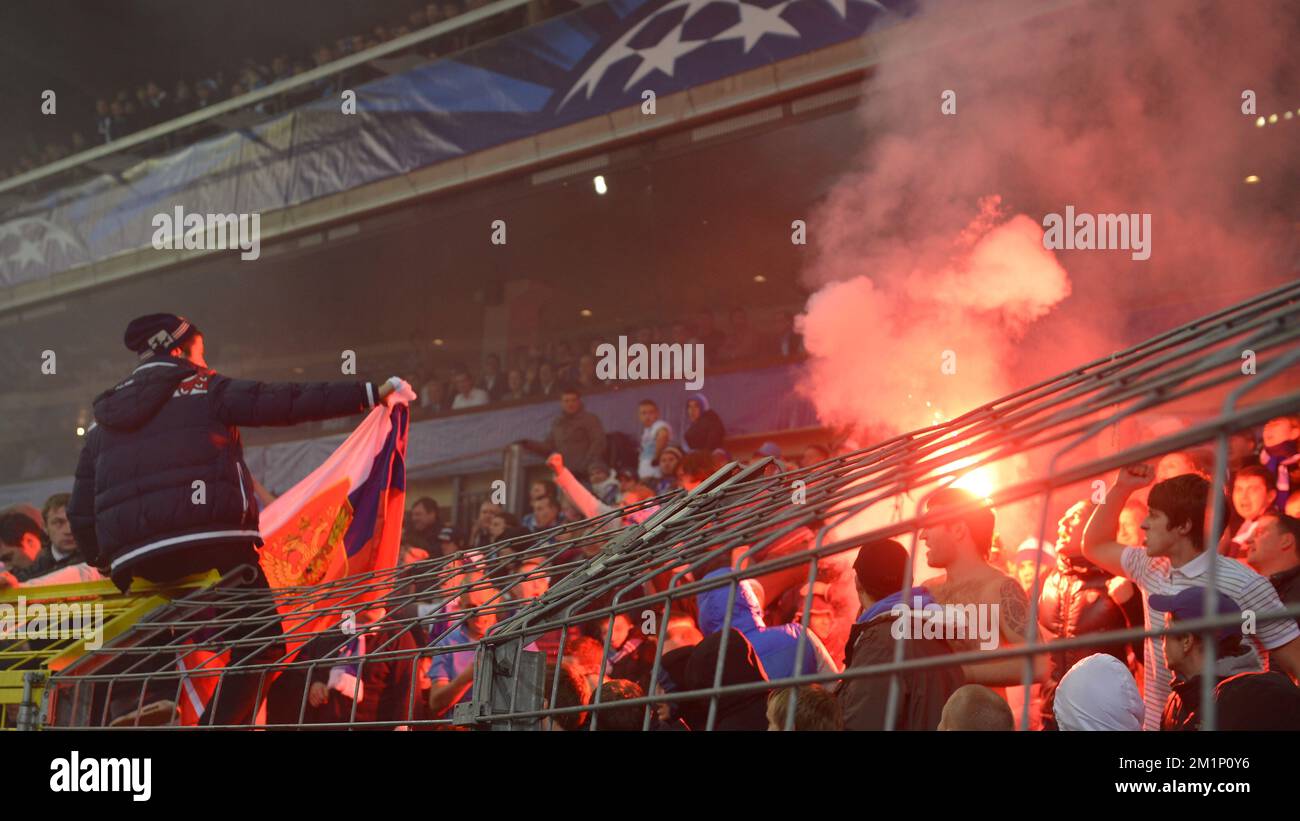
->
68 313 411 727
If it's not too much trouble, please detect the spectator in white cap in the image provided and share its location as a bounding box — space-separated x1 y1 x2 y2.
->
1013 537 1055 594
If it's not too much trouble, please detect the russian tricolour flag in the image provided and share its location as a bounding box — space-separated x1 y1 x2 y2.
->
177 400 409 725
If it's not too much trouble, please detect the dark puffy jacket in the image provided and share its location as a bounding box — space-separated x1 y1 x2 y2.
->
679 629 769 731
68 355 378 579
836 590 965 730
1161 646 1260 731
684 393 726 452
1037 553 1130 728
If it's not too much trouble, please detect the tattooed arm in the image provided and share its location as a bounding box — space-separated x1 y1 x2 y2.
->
960 577 1048 686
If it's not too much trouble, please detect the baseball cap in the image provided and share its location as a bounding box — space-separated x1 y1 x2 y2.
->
1149 587 1243 641
754 442 782 460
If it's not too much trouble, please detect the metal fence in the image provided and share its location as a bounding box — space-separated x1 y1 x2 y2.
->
1 571 220 730
34 279 1300 730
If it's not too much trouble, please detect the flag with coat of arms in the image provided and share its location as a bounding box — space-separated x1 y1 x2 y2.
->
176 388 413 725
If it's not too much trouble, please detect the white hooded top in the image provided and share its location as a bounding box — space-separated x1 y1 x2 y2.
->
1054 652 1144 731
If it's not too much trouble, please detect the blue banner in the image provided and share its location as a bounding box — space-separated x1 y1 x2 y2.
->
0 0 912 287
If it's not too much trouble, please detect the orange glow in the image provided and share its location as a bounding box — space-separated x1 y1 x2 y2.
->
952 464 996 500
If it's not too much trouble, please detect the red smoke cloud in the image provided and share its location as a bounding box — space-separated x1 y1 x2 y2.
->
798 0 1299 442
801 197 1070 434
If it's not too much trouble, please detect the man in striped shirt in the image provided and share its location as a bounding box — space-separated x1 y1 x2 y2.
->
1082 464 1300 730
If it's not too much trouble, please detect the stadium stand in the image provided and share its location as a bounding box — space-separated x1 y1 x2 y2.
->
31 279 1300 730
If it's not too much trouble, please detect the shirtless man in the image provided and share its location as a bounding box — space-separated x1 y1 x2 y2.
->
919 488 1047 686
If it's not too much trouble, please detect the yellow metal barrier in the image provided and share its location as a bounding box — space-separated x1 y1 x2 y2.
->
0 571 218 729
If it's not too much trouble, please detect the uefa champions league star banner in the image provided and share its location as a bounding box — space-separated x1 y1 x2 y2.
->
175 400 409 726
0 0 913 287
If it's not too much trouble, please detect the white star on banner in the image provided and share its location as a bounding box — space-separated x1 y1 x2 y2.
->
12 238 44 267
714 0 799 52
623 21 709 89
560 0 716 110
822 0 886 20
0 216 90 272
559 0 897 111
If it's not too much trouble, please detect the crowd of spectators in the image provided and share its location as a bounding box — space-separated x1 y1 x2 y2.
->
412 308 806 417
6 382 1299 730
372 412 1300 730
3 0 578 184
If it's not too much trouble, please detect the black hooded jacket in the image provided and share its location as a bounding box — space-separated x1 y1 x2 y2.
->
684 406 726 452
1160 645 1260 731
1038 552 1130 728
679 629 770 730
68 355 379 580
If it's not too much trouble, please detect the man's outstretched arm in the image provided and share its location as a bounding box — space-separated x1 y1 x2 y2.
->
1082 463 1153 579
548 453 607 519
212 375 402 427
